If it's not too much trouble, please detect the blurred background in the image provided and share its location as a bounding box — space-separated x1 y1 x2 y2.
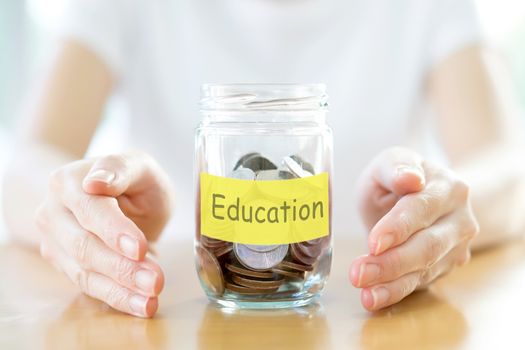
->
1 0 525 242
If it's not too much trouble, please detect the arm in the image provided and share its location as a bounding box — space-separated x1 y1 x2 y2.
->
349 45 522 311
2 40 171 317
428 46 525 250
2 40 112 248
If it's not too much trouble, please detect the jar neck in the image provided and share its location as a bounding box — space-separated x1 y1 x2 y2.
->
201 110 327 125
200 84 328 124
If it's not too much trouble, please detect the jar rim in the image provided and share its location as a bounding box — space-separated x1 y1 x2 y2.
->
200 83 328 112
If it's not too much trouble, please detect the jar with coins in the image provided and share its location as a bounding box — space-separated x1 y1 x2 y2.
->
195 84 333 309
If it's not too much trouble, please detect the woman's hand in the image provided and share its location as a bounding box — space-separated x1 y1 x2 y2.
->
35 152 174 318
351 147 479 311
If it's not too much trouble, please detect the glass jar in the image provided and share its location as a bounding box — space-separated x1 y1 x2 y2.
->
194 84 333 309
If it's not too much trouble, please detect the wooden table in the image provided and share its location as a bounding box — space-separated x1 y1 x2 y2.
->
1 235 525 350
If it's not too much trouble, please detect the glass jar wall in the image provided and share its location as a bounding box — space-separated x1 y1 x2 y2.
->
195 84 333 309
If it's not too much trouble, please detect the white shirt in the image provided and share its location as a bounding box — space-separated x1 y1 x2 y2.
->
58 0 481 240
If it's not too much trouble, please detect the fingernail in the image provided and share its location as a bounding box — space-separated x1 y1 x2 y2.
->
396 165 425 186
136 269 157 293
375 234 394 255
358 263 381 286
85 169 115 184
119 235 139 259
371 287 390 309
129 294 147 316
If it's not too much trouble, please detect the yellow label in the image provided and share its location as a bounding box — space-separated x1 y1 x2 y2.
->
200 172 330 244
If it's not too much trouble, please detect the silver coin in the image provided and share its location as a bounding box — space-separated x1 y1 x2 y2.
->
234 243 289 270
283 156 313 178
241 155 277 172
289 154 315 175
233 152 260 170
277 169 297 180
228 168 256 180
245 244 279 253
255 170 281 181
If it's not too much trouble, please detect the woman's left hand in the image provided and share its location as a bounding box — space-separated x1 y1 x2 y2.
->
350 147 479 311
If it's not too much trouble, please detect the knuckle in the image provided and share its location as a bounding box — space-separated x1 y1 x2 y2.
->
78 195 94 216
101 154 128 172
72 233 91 267
105 284 128 307
414 194 436 227
415 193 441 227
77 195 101 222
457 249 472 266
396 211 412 240
453 179 470 203
114 257 136 284
464 215 480 239
386 250 403 278
75 269 90 293
424 232 446 266
417 269 431 286
401 276 416 297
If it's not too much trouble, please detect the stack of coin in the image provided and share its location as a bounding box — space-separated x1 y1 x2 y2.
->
224 262 284 295
197 153 330 297
201 236 233 259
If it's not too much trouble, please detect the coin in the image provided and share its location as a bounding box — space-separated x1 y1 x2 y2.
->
212 244 233 258
290 154 315 174
234 243 289 270
225 282 279 295
245 244 279 253
290 244 318 266
228 167 256 180
303 238 323 246
295 241 323 258
277 169 297 180
272 267 305 281
231 274 284 289
201 236 228 248
239 155 277 172
233 152 260 170
278 260 314 272
283 156 313 178
255 169 279 181
196 246 224 296
197 152 330 299
255 169 296 181
225 263 275 279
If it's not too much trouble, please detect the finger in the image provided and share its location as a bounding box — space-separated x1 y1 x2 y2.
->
357 147 425 230
55 249 158 317
55 169 148 260
350 213 466 288
82 153 164 197
370 147 426 197
50 203 164 296
360 271 421 311
360 242 472 311
369 171 463 255
416 241 471 290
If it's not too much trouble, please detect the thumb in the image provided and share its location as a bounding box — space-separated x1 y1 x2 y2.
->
82 153 156 197
373 147 426 196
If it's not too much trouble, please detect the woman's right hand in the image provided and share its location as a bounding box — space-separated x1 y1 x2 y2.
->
35 152 174 318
